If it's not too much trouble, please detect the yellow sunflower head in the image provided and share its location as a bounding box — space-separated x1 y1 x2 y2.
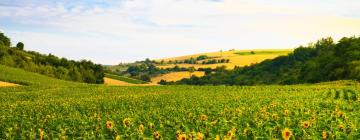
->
177 134 186 140
123 118 131 127
139 124 144 134
302 121 310 129
282 128 292 140
322 131 327 140
115 135 121 140
199 114 208 121
272 114 278 120
226 130 234 138
196 132 204 140
154 131 161 140
338 124 344 131
148 122 155 129
215 135 220 140
106 121 114 130
39 129 44 140
284 110 289 116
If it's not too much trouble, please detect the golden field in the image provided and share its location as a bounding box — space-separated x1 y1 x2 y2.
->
157 49 292 69
104 77 156 86
150 71 205 84
104 71 205 86
0 81 18 87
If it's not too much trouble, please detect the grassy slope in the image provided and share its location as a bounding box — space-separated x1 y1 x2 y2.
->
1 65 359 139
0 65 80 87
104 73 147 84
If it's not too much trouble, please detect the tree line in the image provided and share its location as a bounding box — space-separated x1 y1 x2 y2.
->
158 55 230 65
0 32 104 84
162 36 360 85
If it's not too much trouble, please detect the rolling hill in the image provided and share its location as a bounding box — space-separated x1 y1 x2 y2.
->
156 49 292 69
105 49 292 85
170 37 360 85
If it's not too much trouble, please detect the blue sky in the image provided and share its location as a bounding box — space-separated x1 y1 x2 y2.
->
0 0 360 64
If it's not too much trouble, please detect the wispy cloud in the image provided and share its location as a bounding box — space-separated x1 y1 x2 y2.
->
0 0 359 64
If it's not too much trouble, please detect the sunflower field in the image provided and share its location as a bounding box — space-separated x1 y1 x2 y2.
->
0 65 360 139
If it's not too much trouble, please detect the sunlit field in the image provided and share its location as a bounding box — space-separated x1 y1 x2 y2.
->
150 71 205 84
156 49 291 69
1 65 359 139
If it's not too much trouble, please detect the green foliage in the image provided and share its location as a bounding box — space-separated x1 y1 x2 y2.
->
105 73 147 84
0 65 359 139
16 42 24 50
0 32 11 47
175 37 360 85
171 57 230 65
0 33 104 84
196 55 208 60
117 59 197 81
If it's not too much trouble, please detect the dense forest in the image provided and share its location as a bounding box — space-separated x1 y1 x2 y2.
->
163 37 360 85
0 32 104 84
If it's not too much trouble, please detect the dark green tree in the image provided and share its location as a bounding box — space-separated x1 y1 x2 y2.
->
16 42 24 50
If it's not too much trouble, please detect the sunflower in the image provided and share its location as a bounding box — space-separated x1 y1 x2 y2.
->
336 111 344 118
39 128 44 140
106 121 114 130
322 131 327 140
139 124 144 134
177 134 186 140
282 128 292 140
196 132 204 140
335 106 339 112
231 127 237 132
123 118 131 127
154 131 161 140
284 110 289 116
148 123 155 129
226 130 234 138
272 114 278 120
211 120 217 126
115 135 121 140
97 116 101 122
199 114 208 121
215 135 220 140
338 124 344 131
302 121 310 129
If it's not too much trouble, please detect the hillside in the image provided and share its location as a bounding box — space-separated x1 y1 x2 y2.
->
170 37 360 85
106 49 291 85
156 49 291 69
0 33 104 84
104 73 156 86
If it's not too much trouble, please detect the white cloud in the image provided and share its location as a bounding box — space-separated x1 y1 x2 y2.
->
1 0 360 64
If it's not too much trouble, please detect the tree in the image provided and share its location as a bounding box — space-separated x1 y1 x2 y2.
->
0 32 11 47
140 74 151 82
16 42 24 50
188 66 196 77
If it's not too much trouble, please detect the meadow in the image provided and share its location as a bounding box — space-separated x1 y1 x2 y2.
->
105 73 148 84
0 65 359 139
